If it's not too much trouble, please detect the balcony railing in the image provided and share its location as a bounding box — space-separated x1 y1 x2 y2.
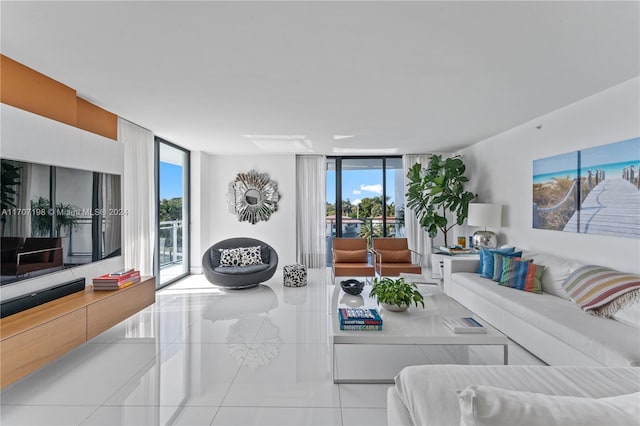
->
159 220 183 267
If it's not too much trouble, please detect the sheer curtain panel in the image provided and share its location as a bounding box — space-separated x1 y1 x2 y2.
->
120 118 155 276
403 154 433 267
296 155 326 267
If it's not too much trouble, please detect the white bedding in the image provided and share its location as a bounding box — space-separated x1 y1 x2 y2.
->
389 365 640 426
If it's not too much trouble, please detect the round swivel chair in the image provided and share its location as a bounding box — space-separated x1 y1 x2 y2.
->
202 237 278 289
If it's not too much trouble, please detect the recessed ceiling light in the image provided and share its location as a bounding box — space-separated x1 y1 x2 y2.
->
242 134 313 152
333 135 355 141
333 147 398 154
243 134 306 140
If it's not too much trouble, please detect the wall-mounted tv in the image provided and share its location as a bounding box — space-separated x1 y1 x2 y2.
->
1 158 122 285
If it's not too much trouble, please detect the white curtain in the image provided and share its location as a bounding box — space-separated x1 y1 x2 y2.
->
403 154 433 267
296 155 326 267
120 118 155 276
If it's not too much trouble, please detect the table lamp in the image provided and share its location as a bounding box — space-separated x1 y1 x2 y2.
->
467 203 502 248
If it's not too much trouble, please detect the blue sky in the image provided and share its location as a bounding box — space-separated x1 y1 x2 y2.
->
159 162 183 200
581 137 640 168
326 169 396 204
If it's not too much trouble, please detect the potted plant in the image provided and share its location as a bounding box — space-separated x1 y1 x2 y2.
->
406 155 476 246
370 276 424 312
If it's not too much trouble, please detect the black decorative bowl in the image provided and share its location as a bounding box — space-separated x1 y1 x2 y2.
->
340 279 365 295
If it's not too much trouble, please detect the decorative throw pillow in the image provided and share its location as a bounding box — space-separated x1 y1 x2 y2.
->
478 247 516 278
562 265 640 317
333 249 367 263
491 252 523 282
499 257 544 294
457 385 640 426
219 248 242 266
376 249 412 263
240 246 263 266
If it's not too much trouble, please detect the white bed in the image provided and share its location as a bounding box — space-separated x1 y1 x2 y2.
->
387 365 640 426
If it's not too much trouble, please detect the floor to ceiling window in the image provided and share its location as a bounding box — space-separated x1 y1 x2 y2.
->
325 157 404 265
155 138 190 288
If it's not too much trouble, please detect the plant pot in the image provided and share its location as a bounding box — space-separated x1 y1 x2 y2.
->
380 302 409 312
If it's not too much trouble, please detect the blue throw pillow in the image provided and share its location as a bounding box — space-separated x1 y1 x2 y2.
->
478 247 516 278
491 252 523 281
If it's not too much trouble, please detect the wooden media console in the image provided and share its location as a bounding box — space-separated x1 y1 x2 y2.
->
0 276 155 388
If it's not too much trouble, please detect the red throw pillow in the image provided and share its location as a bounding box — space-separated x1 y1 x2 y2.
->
377 249 412 263
334 249 367 263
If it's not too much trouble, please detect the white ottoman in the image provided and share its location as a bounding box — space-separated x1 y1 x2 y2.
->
283 264 307 287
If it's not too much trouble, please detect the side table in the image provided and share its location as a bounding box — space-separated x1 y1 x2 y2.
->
431 252 480 294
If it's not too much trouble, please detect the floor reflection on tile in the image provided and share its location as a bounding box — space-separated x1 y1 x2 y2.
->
1 268 543 425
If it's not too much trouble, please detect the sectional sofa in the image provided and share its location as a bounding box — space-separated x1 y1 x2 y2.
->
387 249 640 425
443 250 640 367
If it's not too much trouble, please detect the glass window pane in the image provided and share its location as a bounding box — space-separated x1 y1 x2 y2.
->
158 141 189 287
341 158 383 246
386 157 404 237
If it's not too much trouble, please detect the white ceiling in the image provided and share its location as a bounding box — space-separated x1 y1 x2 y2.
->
2 1 638 156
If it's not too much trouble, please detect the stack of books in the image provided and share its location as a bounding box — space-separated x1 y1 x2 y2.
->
338 307 383 331
92 269 141 290
442 317 487 333
438 245 474 255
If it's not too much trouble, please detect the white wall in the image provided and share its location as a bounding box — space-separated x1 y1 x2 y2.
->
1 104 125 300
461 77 640 273
197 154 297 268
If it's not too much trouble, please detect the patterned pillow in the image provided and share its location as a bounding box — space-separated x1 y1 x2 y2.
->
499 257 544 294
478 247 516 278
219 248 242 266
240 246 264 266
562 265 640 317
491 252 523 282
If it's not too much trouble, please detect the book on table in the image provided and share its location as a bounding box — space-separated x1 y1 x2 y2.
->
442 317 487 333
340 324 383 331
437 245 474 255
338 307 383 327
93 270 141 290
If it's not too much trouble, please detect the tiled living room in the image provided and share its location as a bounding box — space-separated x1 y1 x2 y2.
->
1 2 639 426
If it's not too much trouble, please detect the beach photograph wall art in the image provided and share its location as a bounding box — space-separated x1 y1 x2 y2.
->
532 137 640 239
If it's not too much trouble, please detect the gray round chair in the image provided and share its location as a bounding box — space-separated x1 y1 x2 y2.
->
202 237 278 289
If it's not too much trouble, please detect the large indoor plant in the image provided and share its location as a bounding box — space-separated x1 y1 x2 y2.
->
370 277 424 312
405 155 476 246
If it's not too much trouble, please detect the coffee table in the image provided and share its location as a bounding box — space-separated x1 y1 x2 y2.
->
330 283 508 383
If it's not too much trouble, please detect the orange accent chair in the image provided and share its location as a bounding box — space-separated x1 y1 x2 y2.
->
331 238 375 281
372 238 422 277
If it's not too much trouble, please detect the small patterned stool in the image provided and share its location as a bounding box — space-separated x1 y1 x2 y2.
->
283 264 307 287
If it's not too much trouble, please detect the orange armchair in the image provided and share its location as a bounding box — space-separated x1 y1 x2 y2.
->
331 238 375 281
372 238 422 277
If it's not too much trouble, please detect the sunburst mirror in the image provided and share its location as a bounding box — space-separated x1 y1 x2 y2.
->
228 170 280 224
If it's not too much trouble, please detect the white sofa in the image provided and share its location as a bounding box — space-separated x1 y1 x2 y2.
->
388 364 640 426
387 252 640 426
443 252 640 367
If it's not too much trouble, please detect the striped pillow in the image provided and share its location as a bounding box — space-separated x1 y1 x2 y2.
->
499 257 544 294
491 252 523 282
562 265 640 317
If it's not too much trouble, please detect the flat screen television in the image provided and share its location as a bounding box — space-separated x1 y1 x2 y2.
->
0 158 122 285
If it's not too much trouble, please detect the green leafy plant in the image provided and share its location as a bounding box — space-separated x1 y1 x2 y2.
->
370 277 424 309
405 155 476 246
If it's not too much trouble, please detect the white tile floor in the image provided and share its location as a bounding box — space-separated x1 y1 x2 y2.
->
1 268 544 426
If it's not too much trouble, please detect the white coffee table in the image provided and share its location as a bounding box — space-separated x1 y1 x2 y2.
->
330 283 508 383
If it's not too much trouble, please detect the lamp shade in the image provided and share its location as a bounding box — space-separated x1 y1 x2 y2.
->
467 203 502 228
